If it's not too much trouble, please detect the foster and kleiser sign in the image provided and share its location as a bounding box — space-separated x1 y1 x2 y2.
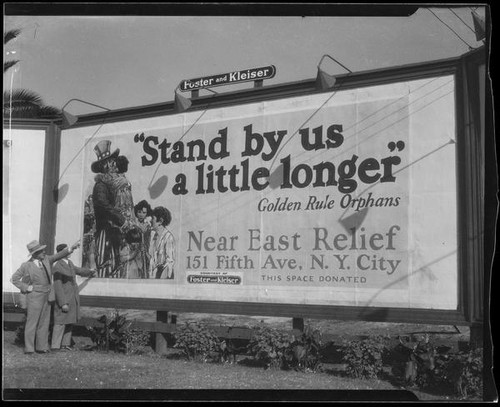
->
180 66 276 91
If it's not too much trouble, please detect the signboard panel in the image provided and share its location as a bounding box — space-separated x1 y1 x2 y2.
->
3 128 46 292
56 75 458 310
180 65 276 91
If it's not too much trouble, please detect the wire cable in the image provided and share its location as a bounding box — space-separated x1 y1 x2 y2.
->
56 122 105 186
448 7 476 34
428 8 474 50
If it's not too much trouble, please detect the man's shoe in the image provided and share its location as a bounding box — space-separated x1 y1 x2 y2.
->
24 351 35 355
61 346 73 351
50 348 60 352
36 350 50 354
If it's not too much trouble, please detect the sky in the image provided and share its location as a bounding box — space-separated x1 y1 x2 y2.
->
4 5 488 115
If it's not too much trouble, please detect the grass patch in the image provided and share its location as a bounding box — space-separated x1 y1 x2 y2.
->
3 328 476 401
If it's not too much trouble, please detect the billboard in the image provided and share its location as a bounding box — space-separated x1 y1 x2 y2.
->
56 74 458 310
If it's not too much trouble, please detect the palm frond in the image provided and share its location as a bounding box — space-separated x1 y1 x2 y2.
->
3 88 61 119
38 106 62 118
4 29 21 45
4 106 42 119
4 105 60 119
3 89 44 107
4 60 19 73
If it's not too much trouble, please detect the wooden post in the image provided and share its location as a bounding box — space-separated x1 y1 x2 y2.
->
104 315 109 352
40 123 60 253
155 311 176 355
292 317 304 332
469 322 483 349
254 79 263 88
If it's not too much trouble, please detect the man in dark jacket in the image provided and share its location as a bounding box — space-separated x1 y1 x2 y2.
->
50 244 96 351
11 240 79 354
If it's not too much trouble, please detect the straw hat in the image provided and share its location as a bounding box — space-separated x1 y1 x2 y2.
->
27 240 46 257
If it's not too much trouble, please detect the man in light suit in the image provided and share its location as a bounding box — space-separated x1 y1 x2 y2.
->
11 239 80 354
51 244 96 351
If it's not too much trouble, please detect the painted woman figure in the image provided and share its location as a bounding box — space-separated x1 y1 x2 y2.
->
112 155 136 233
82 194 96 269
148 206 175 279
134 200 152 278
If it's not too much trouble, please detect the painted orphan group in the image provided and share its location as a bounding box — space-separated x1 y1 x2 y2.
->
82 140 175 280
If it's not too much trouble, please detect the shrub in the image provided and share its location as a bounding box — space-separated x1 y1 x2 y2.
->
342 336 387 379
173 322 221 362
248 326 293 370
123 327 152 355
284 326 323 372
438 348 483 398
219 337 249 364
86 310 136 353
389 336 437 387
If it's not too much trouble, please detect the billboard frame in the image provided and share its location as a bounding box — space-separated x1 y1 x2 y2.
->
2 119 61 254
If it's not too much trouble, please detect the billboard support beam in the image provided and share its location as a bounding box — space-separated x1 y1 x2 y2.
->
469 323 483 350
254 79 263 88
155 310 176 354
292 317 304 332
39 123 60 254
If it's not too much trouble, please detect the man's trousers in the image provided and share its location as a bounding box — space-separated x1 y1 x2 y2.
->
51 324 73 349
24 291 51 352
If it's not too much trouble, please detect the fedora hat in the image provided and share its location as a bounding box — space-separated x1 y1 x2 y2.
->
91 140 120 173
27 240 47 257
56 243 68 253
